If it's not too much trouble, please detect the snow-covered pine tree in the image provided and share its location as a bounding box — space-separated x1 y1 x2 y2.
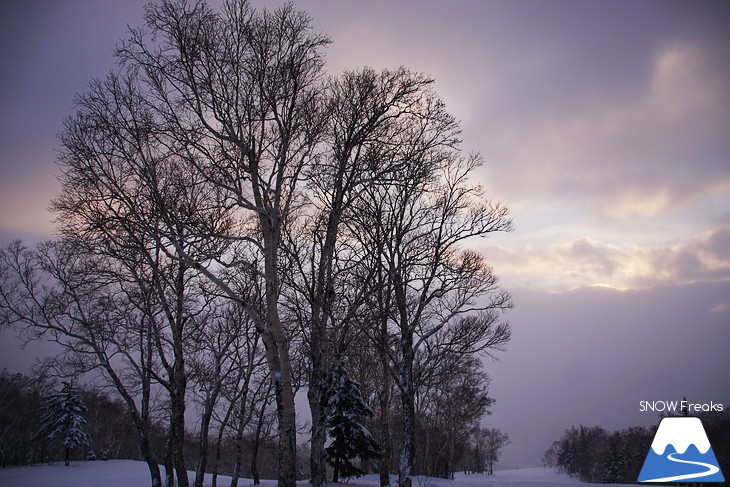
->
39 381 89 466
325 362 381 482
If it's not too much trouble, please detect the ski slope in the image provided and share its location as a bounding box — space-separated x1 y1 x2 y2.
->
0 460 639 487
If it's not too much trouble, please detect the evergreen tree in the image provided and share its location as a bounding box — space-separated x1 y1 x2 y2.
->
600 435 628 483
325 363 381 482
39 382 89 466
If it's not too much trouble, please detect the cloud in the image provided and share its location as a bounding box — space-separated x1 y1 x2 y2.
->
482 225 730 292
478 39 730 220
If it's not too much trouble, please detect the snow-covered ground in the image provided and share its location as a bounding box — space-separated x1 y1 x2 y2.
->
0 460 639 487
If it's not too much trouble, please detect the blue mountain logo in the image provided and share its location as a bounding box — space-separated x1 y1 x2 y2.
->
638 416 724 483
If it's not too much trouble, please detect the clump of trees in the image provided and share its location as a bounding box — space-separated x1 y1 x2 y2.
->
465 428 510 476
412 355 496 479
0 370 158 467
544 411 730 484
543 424 650 483
0 0 513 486
0 369 286 478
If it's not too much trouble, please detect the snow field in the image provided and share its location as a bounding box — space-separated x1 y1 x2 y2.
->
0 460 641 487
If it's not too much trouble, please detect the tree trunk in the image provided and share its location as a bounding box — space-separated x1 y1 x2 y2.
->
261 224 297 487
138 425 162 487
446 438 454 480
141 318 163 487
163 382 189 487
172 265 189 487
398 389 415 487
378 400 391 487
211 397 235 487
308 335 328 487
378 315 392 487
308 386 328 487
229 376 253 487
251 438 261 486
144 455 163 487
332 457 340 483
251 392 269 487
398 333 415 487
171 381 188 487
273 369 297 487
229 435 243 487
164 419 175 487
194 396 215 487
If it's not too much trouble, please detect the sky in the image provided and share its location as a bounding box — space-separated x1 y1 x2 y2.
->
1 0 729 470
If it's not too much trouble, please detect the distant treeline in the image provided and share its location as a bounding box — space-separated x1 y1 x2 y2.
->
0 370 283 479
543 410 730 485
0 368 507 481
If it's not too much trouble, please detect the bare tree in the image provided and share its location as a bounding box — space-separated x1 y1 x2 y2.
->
115 3 330 484
351 136 513 487
48 60 240 485
465 427 510 475
415 353 496 479
248 378 277 486
187 297 255 487
0 241 164 486
207 304 266 487
281 66 437 487
2 4 517 487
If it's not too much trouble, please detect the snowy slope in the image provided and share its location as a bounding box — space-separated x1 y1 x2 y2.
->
0 460 640 487
0 460 274 487
359 470 638 487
